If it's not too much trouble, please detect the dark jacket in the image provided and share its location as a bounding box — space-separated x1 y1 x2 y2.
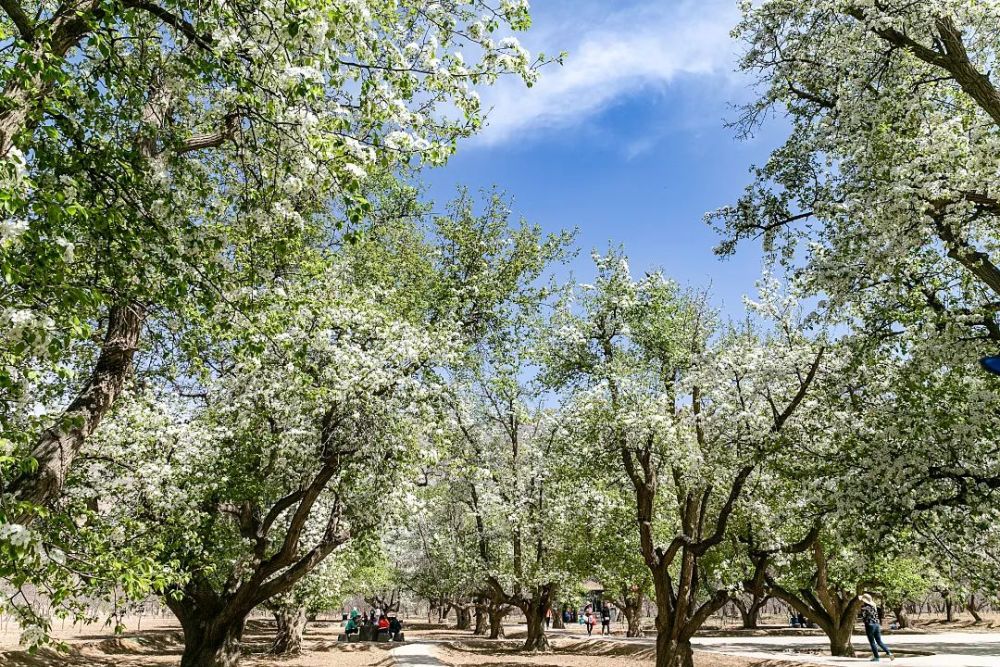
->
861 603 880 626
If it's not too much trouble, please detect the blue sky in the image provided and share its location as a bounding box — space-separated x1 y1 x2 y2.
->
425 0 789 318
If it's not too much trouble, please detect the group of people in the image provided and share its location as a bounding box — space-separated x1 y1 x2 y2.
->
582 604 613 636
545 602 616 636
343 593 893 660
789 612 815 628
343 607 402 640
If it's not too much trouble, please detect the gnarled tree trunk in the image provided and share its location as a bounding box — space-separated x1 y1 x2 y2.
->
173 605 246 667
623 605 644 637
552 603 566 629
455 605 472 630
765 540 862 658
826 616 856 657
522 596 551 652
473 603 488 635
271 605 307 655
892 605 910 629
767 582 857 657
733 593 769 630
968 594 983 624
488 603 508 639
655 634 694 667
10 302 144 517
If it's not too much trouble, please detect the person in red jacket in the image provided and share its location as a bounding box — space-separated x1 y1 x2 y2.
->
377 614 391 631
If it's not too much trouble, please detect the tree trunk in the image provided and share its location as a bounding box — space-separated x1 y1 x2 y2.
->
623 607 644 637
968 595 983 624
766 586 856 657
827 620 855 657
945 594 955 622
733 597 763 630
552 604 565 629
741 605 760 629
455 606 472 630
271 605 307 655
10 303 144 517
488 605 506 639
178 616 246 667
892 605 910 629
473 606 488 635
655 634 694 667
522 604 550 652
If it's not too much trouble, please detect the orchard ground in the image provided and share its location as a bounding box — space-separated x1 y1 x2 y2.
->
2 614 999 667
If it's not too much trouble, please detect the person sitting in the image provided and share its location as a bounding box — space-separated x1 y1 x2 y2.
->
377 614 390 631
345 616 360 636
359 616 375 641
388 616 402 634
791 614 800 628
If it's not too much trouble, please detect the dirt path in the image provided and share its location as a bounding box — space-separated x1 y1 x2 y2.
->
391 642 447 666
544 628 1000 667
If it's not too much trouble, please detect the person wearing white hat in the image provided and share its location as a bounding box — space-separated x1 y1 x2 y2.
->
859 593 893 662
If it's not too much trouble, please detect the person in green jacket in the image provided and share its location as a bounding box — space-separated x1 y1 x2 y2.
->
345 607 361 636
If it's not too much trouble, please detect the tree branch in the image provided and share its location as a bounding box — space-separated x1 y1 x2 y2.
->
256 459 339 579
121 0 215 51
773 347 824 432
848 8 1000 127
931 215 1000 298
174 112 240 156
690 464 754 556
253 516 349 605
0 0 34 40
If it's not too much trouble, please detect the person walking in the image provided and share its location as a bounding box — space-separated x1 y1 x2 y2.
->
584 608 595 636
600 604 612 636
859 593 893 662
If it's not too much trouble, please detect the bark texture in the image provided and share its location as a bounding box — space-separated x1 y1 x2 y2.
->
10 302 144 516
473 604 488 635
454 605 472 630
271 605 307 655
766 542 863 658
173 605 246 667
623 606 644 638
522 599 551 652
551 604 565 630
968 594 983 624
733 593 769 630
892 605 911 629
654 633 694 667
487 603 509 639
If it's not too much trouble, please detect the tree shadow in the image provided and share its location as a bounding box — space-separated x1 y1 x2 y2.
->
0 647 120 667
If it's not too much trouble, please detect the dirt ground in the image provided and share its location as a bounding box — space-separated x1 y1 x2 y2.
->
0 612 995 667
0 617 395 667
0 617 815 667
438 637 813 667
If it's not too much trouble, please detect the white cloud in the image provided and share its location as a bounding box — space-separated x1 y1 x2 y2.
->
474 0 742 146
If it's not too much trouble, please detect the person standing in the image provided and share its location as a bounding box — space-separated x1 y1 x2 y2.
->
859 593 893 662
584 608 595 636
601 604 612 636
545 607 552 629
